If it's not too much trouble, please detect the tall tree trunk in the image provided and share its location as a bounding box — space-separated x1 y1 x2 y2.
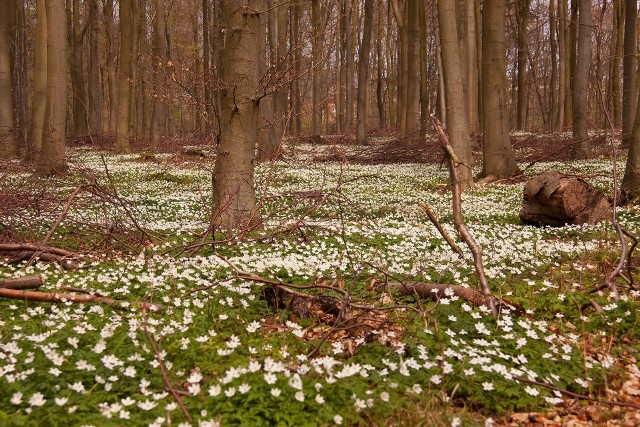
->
437 0 473 190
608 0 623 128
105 0 118 134
566 0 576 127
622 66 640 198
463 0 479 134
311 0 323 136
385 5 396 129
345 0 355 133
30 0 48 160
356 0 373 145
481 0 518 179
419 0 429 137
376 0 387 129
11 0 28 152
515 0 530 130
70 0 87 136
37 0 67 174
151 0 168 142
622 0 637 146
88 0 102 135
212 0 261 232
269 0 288 157
115 0 134 153
404 0 420 140
557 0 567 129
549 0 558 129
571 0 592 158
0 1 17 159
290 1 301 134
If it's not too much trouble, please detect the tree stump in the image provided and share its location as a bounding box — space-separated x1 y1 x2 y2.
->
519 171 611 227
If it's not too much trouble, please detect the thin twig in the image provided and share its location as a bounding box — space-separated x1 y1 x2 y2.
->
42 186 84 245
418 202 463 257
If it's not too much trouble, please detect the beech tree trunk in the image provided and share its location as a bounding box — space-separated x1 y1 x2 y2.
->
481 0 518 179
515 0 530 130
29 0 48 159
115 0 134 153
311 0 323 136
104 0 118 134
571 0 592 158
549 0 558 129
37 0 67 174
622 0 637 146
212 0 261 232
356 0 373 145
0 2 18 159
88 0 102 135
437 0 473 190
151 0 168 142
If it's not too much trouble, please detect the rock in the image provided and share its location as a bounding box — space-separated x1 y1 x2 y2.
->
519 171 612 227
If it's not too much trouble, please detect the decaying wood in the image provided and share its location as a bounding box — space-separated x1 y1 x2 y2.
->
0 288 163 311
0 275 44 290
381 282 519 311
0 243 80 270
431 115 498 316
519 171 611 227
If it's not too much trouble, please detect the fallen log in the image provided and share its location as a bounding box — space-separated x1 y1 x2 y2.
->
519 171 611 227
0 243 80 270
381 281 520 312
0 275 44 290
0 288 163 312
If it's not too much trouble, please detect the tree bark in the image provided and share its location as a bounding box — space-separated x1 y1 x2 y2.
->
436 0 473 190
37 0 68 174
311 0 323 136
622 0 637 146
69 0 87 137
115 0 134 153
515 0 530 130
151 0 168 142
356 0 373 145
212 0 261 232
481 0 518 179
104 0 118 134
0 5 17 159
269 0 288 157
571 0 592 158
608 0 623 128
29 0 48 160
88 0 102 135
549 0 559 129
376 0 387 129
404 0 420 141
557 0 567 129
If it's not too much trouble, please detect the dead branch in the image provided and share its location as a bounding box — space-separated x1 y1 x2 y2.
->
0 275 44 290
418 202 463 257
58 285 106 297
430 115 497 316
512 376 640 410
0 288 163 311
42 186 84 245
0 243 81 270
141 308 192 421
0 243 77 258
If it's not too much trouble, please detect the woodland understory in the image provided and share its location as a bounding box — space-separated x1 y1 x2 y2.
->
0 132 639 426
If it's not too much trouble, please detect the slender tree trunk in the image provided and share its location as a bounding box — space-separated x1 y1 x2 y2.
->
385 5 396 129
516 0 530 130
356 0 373 145
270 0 288 156
549 0 558 129
622 0 637 146
115 0 134 153
212 0 261 232
88 0 102 135
0 3 17 159
105 0 118 134
376 0 387 129
481 0 518 179
608 0 623 128
37 0 67 174
437 0 473 190
311 0 323 136
290 1 301 134
572 0 592 158
70 0 87 136
419 0 429 137
464 0 479 134
345 0 355 133
29 0 48 160
557 0 567 129
405 0 420 140
151 0 168 142
566 0 576 127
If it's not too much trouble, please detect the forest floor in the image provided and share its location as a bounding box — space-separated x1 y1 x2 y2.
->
0 131 639 426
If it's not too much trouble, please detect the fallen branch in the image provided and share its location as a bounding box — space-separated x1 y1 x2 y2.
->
58 285 106 297
43 186 84 245
0 288 163 311
430 115 497 316
0 275 44 290
418 202 463 257
0 243 77 258
512 376 640 410
0 243 80 270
